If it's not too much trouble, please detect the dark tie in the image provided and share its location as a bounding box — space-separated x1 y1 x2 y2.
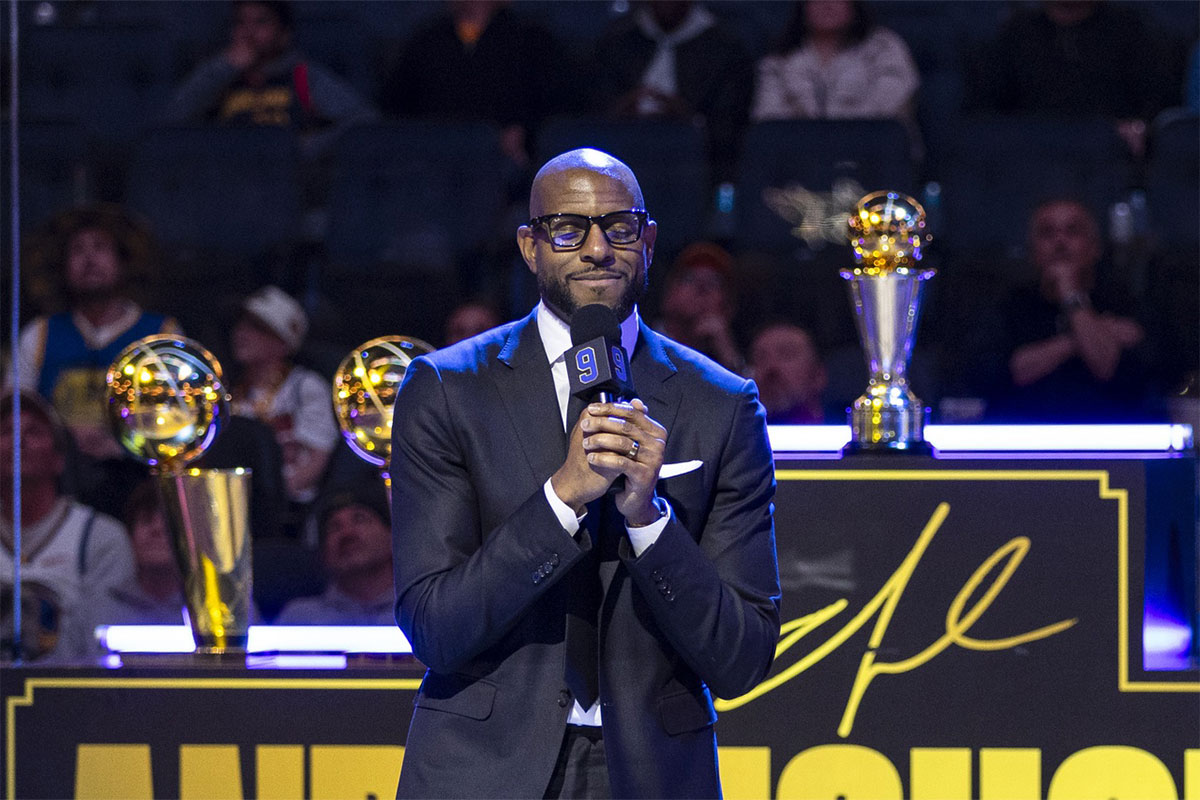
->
564 502 602 708
563 391 601 707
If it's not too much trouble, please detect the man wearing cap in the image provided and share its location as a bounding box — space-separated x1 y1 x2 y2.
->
391 149 779 798
229 286 339 514
275 482 395 625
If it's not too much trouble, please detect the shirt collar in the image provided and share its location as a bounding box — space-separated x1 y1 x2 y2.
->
535 301 640 364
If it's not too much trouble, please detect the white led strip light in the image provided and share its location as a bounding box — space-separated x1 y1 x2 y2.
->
99 625 412 655
767 424 1194 453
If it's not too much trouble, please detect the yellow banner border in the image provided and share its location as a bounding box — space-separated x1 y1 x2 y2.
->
774 467 1198 696
5 675 422 799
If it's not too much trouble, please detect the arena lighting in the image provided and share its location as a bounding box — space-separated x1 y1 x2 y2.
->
767 424 1194 453
98 625 413 655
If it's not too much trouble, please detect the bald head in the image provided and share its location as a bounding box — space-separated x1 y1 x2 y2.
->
518 148 656 321
529 148 645 218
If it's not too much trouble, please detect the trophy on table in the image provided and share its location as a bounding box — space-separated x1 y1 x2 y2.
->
332 336 436 497
841 191 935 454
106 334 251 654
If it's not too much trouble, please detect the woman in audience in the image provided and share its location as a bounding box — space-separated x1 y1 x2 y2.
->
751 0 919 124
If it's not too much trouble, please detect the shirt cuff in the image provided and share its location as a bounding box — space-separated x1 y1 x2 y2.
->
626 498 670 557
543 478 584 537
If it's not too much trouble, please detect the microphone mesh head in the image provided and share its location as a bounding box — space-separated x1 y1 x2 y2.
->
570 304 621 345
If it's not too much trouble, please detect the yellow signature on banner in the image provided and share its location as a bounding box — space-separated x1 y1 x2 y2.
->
715 502 1078 736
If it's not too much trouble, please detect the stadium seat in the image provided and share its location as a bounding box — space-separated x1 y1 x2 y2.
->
1146 112 1199 249
20 24 175 150
319 121 508 346
938 115 1130 260
733 119 917 255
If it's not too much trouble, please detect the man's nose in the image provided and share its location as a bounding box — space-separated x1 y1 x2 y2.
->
579 222 615 263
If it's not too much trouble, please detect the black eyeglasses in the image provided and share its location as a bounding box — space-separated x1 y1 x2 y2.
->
527 209 650 250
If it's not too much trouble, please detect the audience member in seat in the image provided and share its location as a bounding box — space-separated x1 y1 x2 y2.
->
751 0 919 127
966 0 1173 159
444 298 504 346
747 321 831 424
9 204 179 517
228 286 339 524
274 482 394 626
164 0 376 158
379 0 571 168
0 392 135 663
653 241 745 373
987 198 1161 422
58 480 185 660
592 0 754 181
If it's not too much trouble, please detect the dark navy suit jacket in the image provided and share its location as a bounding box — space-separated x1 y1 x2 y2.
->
391 309 781 798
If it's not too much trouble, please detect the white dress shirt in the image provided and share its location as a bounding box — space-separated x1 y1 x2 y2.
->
534 301 671 724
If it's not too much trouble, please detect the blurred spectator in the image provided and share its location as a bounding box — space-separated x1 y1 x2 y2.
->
10 205 179 462
228 286 339 518
966 1 1173 159
274 482 394 625
444 298 503 346
9 205 179 517
987 198 1161 422
654 242 744 372
0 392 135 662
59 480 185 660
751 1 919 125
380 0 570 166
592 0 754 180
747 322 830 424
163 0 376 158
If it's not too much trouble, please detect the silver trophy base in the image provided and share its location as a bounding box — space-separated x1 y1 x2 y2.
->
843 394 934 455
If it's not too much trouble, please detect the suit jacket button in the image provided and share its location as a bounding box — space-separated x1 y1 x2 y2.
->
558 690 570 707
532 571 542 584
542 561 553 573
664 590 676 602
651 570 664 583
550 553 560 566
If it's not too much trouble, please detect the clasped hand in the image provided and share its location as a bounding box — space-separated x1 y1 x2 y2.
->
551 399 666 527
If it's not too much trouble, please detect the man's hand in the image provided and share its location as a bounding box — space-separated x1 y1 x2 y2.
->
1099 314 1144 348
580 399 666 526
550 399 667 524
1044 261 1083 302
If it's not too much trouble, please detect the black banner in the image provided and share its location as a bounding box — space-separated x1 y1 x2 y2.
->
3 456 1196 799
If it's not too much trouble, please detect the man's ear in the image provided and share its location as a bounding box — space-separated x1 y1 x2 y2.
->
642 220 658 265
517 226 539 275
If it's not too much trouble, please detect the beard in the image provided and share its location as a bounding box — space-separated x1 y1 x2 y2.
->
538 264 649 323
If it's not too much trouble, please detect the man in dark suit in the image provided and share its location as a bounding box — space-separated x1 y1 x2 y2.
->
391 149 780 798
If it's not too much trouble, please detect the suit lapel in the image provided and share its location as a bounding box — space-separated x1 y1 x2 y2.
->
492 310 567 484
630 321 679 441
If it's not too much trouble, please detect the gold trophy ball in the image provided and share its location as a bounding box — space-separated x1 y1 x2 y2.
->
847 191 931 275
332 335 436 467
105 334 230 470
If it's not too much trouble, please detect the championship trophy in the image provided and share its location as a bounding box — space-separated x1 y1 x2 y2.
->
106 334 251 653
842 191 935 454
332 336 436 495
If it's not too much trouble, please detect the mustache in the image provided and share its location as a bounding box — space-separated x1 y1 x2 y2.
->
570 268 625 279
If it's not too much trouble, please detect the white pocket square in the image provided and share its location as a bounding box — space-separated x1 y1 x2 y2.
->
659 460 703 479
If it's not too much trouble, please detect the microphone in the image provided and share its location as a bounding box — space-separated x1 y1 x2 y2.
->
566 304 635 407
